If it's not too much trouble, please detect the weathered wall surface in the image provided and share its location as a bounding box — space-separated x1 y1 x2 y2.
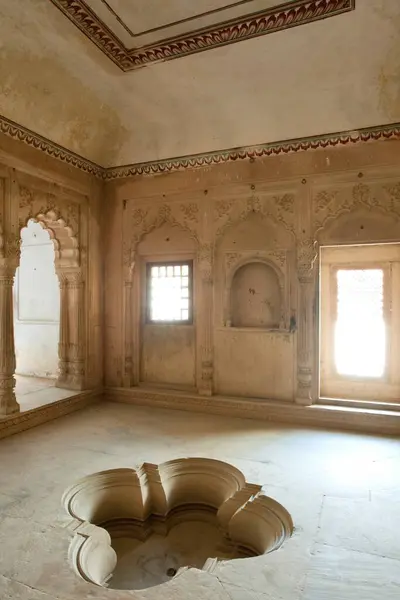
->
104 139 400 403
1 0 400 166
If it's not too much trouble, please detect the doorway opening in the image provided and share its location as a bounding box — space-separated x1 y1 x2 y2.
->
319 243 400 403
13 220 61 409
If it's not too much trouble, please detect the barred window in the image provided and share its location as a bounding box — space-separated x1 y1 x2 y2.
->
334 268 385 378
147 262 193 323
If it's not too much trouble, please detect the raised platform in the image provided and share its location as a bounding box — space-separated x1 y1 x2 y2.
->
0 388 101 440
105 386 400 436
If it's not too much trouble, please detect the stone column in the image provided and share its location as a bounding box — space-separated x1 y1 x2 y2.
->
57 274 69 387
122 264 134 387
56 270 85 391
0 261 19 416
295 239 318 405
198 244 214 397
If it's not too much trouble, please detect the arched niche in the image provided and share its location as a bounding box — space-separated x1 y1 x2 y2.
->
135 222 197 389
215 212 293 329
228 259 283 328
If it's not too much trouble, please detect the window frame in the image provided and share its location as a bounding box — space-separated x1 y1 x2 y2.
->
145 260 194 325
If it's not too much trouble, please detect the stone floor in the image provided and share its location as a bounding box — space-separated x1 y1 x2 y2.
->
15 375 77 411
0 401 399 599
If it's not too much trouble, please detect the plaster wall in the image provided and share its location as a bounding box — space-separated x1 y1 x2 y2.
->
14 221 59 378
104 138 400 404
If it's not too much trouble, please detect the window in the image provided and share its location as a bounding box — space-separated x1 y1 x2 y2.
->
147 262 193 323
334 268 385 378
319 243 400 403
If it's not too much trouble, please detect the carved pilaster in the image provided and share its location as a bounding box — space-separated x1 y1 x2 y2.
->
0 262 19 416
198 244 214 396
123 262 134 387
56 270 85 391
57 274 69 386
296 239 318 406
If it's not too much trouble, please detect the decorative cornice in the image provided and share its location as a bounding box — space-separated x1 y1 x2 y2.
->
104 123 400 179
0 114 103 177
1 113 400 180
50 0 355 71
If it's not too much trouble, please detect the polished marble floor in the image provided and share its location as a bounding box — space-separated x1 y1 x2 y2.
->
0 401 399 599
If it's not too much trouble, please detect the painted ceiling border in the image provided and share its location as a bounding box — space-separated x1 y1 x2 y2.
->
1 113 400 180
104 123 400 179
49 0 355 72
0 114 103 177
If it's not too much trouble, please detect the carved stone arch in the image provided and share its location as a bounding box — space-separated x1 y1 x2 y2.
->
132 212 198 260
215 207 295 248
225 256 285 329
19 208 80 270
315 205 400 247
123 210 200 390
16 208 85 392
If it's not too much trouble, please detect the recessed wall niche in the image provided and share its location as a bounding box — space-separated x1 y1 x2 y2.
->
230 261 282 328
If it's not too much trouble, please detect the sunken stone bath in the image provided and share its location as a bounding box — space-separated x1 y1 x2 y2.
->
62 458 293 590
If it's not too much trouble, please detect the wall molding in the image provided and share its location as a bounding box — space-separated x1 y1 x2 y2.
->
0 114 103 177
1 113 400 180
50 0 355 72
0 389 100 440
106 386 400 436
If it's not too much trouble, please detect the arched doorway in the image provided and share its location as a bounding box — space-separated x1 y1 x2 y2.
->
13 219 60 402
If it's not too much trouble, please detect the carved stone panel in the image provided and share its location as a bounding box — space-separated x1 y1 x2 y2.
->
313 181 400 238
215 192 296 241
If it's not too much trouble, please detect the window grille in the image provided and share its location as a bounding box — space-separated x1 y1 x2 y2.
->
147 262 192 323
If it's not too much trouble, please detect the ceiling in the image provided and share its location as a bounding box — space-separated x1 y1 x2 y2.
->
0 0 400 169
73 0 297 48
50 0 345 70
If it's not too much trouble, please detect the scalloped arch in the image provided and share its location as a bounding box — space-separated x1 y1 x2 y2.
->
20 210 80 268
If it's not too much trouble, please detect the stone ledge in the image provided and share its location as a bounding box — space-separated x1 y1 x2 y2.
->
0 389 101 440
105 387 400 436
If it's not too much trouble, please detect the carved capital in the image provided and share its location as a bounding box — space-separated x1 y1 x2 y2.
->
58 270 85 289
297 239 318 282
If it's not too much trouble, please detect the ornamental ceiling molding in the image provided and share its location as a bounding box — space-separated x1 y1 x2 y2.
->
0 114 102 177
105 123 400 179
50 0 355 71
1 113 400 180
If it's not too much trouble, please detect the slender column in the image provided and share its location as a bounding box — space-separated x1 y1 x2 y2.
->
296 240 317 405
0 262 19 415
56 270 85 391
198 244 214 397
122 264 134 387
57 274 69 387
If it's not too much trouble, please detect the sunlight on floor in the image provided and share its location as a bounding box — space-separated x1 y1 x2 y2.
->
15 375 77 412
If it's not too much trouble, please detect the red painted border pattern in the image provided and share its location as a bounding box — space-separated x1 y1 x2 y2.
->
50 0 355 71
0 114 102 177
104 124 400 179
1 113 400 179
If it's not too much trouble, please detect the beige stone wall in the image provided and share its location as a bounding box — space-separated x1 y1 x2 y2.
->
105 139 400 403
0 133 103 400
